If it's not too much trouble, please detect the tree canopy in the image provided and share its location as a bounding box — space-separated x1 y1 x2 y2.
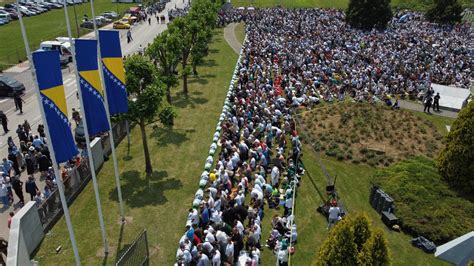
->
437 100 474 194
124 54 166 176
317 213 391 265
426 0 463 24
346 0 393 30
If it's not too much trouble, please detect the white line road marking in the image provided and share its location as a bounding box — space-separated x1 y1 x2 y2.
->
0 99 8 104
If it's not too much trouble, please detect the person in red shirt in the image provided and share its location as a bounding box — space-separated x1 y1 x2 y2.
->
7 212 14 229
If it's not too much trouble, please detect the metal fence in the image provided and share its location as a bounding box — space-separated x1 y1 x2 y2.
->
37 120 129 232
116 230 150 266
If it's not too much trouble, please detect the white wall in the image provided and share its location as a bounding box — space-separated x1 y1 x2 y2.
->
7 202 44 266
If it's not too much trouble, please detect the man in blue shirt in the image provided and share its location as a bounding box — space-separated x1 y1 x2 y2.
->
2 158 13 176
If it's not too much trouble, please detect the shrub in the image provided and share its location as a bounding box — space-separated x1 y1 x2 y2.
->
360 147 369 154
336 153 345 161
352 159 360 164
358 229 391 265
373 157 474 243
437 100 474 194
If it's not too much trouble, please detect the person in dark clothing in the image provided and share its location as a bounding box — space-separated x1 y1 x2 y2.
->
11 177 24 205
25 176 38 201
16 125 28 143
37 124 45 138
7 153 20 176
14 94 25 114
0 111 9 133
433 92 441 112
424 96 433 113
148 17 151 25
38 153 50 174
25 153 35 175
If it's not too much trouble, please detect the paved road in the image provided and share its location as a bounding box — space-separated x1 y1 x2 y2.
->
0 0 187 241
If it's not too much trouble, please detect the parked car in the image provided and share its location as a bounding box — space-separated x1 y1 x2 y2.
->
0 13 11 23
101 11 118 19
44 2 62 9
113 20 130 29
0 18 7 26
80 20 93 29
95 15 111 24
0 75 26 97
4 9 19 20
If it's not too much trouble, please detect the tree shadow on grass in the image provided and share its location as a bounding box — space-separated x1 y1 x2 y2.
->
202 59 217 67
173 91 209 109
109 170 183 208
150 126 193 147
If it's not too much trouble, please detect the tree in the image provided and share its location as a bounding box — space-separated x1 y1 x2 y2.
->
168 16 200 95
146 30 180 104
352 213 372 251
357 229 391 265
426 0 463 24
124 54 165 176
166 0 219 94
346 0 393 30
317 219 358 265
317 213 391 265
437 100 474 194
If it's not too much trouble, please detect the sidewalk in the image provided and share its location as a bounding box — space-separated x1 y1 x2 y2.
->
0 0 186 241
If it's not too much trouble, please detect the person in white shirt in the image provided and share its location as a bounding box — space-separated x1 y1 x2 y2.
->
327 204 341 229
271 166 280 187
188 208 199 226
197 252 210 266
211 249 221 266
225 238 234 264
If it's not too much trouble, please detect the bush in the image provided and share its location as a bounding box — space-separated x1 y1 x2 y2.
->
317 213 391 265
374 157 474 243
426 0 463 24
437 100 474 194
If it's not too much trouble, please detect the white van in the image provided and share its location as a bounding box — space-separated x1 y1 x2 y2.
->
0 13 11 22
39 41 72 65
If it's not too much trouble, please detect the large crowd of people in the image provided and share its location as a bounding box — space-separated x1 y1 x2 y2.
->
176 7 472 265
220 8 471 105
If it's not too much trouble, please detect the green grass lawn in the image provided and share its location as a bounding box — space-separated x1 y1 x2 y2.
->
292 145 449 265
33 28 238 265
0 0 133 70
231 0 474 10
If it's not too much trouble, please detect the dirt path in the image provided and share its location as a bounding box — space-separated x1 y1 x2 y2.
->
223 23 242 54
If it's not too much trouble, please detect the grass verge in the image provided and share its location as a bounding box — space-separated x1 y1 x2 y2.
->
33 28 237 265
293 148 449 265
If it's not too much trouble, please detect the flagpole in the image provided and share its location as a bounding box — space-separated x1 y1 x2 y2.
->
90 0 126 221
63 0 109 255
16 2 81 265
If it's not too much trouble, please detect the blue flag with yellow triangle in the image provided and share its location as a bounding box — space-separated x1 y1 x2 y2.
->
32 50 78 163
99 30 128 115
75 39 110 136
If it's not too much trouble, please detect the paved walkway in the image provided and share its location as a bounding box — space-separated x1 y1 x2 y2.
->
399 100 458 118
223 23 242 54
222 23 459 119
